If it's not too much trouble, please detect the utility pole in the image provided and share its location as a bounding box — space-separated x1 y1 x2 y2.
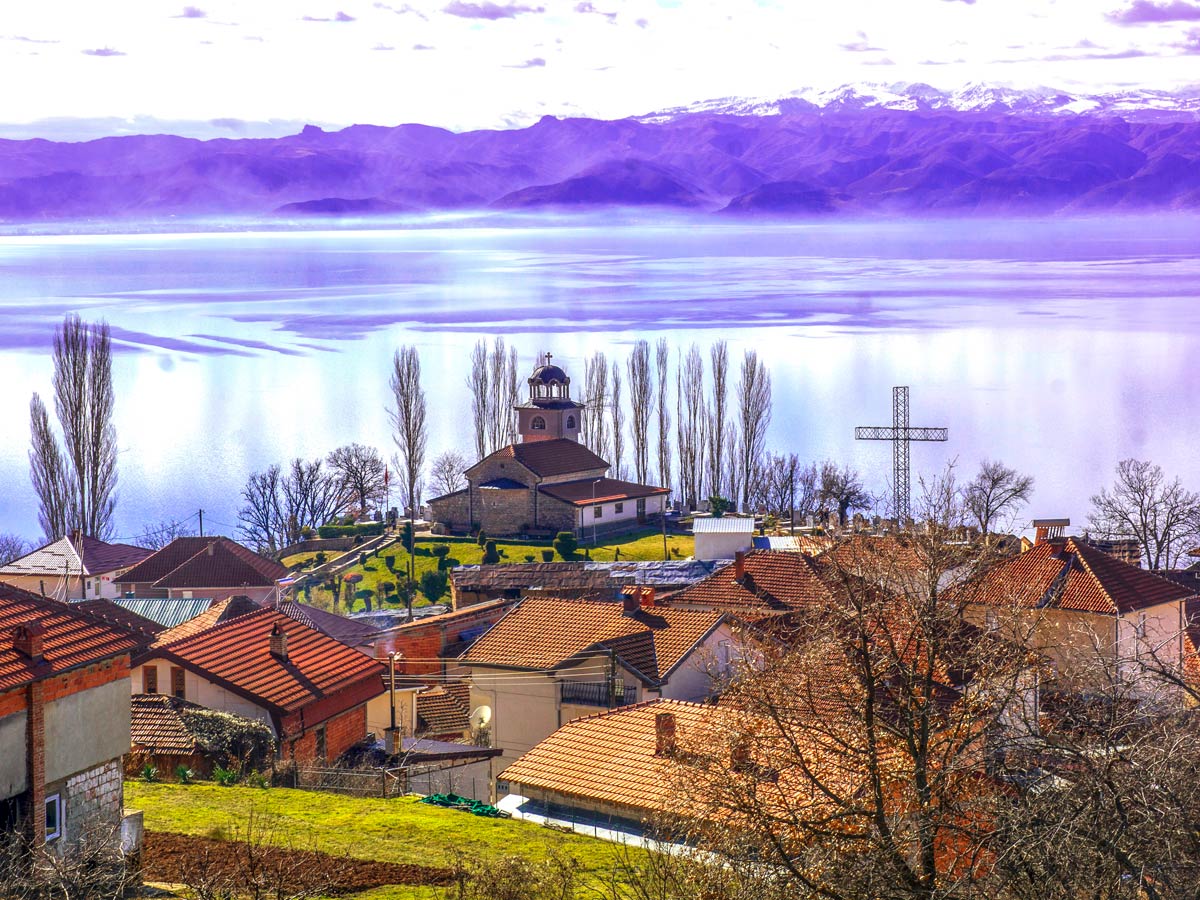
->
606 648 617 709
198 509 204 537
789 466 795 536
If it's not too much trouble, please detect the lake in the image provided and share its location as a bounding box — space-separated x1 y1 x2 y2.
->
1 213 1197 543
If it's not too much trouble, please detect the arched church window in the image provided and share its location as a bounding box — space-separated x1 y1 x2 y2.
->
566 415 576 429
531 416 546 430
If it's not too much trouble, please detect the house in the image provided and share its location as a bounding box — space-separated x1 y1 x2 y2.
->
692 516 755 561
428 355 669 538
751 534 836 555
1 584 144 847
956 535 1198 695
449 560 721 609
459 594 730 768
497 699 718 829
115 536 288 603
664 550 841 620
0 533 152 603
127 693 273 778
131 606 385 763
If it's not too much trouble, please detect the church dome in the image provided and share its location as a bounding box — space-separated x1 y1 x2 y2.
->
530 363 568 385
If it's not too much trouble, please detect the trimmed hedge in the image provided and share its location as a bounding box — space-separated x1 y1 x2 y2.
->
317 521 385 539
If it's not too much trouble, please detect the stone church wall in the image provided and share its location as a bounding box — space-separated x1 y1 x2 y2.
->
428 490 471 531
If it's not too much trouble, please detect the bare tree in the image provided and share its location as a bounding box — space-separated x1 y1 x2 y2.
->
583 351 610 459
627 340 653 485
326 443 387 517
487 338 519 451
964 459 1034 536
467 339 490 461
734 350 771 512
0 534 29 566
705 341 729 499
28 394 71 541
656 338 673 497
238 464 285 554
820 460 872 527
429 450 468 498
757 453 817 523
28 315 118 540
610 360 626 480
676 345 704 510
137 518 196 551
1088 458 1200 570
390 346 428 544
281 458 348 538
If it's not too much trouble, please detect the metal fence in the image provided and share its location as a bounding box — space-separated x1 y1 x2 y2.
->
289 766 407 798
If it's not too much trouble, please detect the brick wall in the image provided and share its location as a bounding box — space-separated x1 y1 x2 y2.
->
0 688 26 718
285 704 367 764
42 658 129 704
64 759 123 839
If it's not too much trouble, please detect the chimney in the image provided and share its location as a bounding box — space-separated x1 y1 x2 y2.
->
622 590 639 616
654 711 677 756
640 586 656 610
206 541 215 556
13 620 46 662
733 550 746 583
269 622 288 660
1033 518 1069 546
731 738 752 773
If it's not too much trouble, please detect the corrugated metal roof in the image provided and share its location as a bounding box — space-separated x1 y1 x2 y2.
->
113 597 216 628
692 517 755 534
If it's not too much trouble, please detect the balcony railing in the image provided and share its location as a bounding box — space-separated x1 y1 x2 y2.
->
560 681 636 708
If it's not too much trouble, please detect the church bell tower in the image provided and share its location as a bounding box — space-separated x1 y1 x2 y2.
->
516 353 585 443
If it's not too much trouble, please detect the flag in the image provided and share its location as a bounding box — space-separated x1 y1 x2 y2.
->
384 466 389 487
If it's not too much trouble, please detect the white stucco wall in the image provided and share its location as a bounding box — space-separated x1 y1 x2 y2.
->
0 710 28 799
694 530 754 561
132 660 275 731
44 679 130 785
577 494 665 530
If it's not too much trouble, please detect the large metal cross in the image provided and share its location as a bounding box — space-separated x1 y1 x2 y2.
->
855 386 947 524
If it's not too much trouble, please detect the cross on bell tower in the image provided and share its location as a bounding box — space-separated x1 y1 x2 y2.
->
855 386 948 524
517 352 585 443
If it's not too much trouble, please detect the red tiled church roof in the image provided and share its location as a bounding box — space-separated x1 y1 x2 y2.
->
958 537 1196 615
0 584 145 692
540 478 669 506
462 597 723 685
148 606 385 715
487 439 609 478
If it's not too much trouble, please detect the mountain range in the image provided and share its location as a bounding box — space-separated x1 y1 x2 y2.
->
0 84 1198 221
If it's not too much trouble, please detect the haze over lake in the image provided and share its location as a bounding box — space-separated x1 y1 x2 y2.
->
0 213 1196 543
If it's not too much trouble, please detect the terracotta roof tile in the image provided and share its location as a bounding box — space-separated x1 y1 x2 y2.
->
482 439 608 478
272 601 381 647
119 537 287 590
958 537 1196 615
540 478 668 506
148 606 385 715
462 597 723 685
152 596 261 646
75 535 154 574
0 535 151 578
499 699 716 815
416 684 471 735
0 583 144 692
130 693 201 754
667 550 839 614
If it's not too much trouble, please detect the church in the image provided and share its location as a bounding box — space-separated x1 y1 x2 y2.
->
427 355 669 539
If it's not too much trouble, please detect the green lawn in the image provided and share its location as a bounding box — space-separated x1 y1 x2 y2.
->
126 782 638 899
297 530 694 614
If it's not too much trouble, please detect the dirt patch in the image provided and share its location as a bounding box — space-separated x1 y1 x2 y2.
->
142 830 455 894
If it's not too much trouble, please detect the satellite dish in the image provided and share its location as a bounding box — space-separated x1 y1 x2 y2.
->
469 705 492 728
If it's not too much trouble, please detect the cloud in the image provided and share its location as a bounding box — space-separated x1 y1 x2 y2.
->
374 2 428 18
6 34 59 43
841 30 883 52
373 43 395 50
412 42 436 49
1175 26 1200 49
301 10 356 21
574 1 617 21
864 57 896 65
443 1 545 19
172 6 207 18
634 16 648 27
82 47 126 57
993 46 1152 62
943 0 976 3
504 56 546 67
1107 0 1200 23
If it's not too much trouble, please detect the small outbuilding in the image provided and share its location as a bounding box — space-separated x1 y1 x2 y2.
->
692 516 755 561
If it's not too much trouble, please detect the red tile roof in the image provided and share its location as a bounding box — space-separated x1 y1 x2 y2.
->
130 693 201 754
146 606 385 716
75 534 154 574
462 597 724 685
151 596 261 646
119 537 287 590
0 534 151 578
540 477 668 506
0 584 145 692
481 439 609 478
499 699 716 815
416 683 471 735
666 550 839 614
958 537 1197 615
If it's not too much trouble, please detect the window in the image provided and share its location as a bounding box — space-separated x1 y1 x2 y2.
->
315 726 327 761
171 667 186 699
531 416 546 430
566 415 576 429
614 502 624 514
143 666 158 694
45 794 61 842
593 506 603 518
1135 612 1147 639
94 579 101 597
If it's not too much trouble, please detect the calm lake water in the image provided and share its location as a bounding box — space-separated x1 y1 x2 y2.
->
1 213 1197 543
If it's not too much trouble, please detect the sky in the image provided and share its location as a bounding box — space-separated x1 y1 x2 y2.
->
0 0 1198 136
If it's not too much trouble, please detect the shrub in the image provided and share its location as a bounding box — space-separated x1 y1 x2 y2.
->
316 522 384 539
553 531 578 560
525 554 535 563
482 540 500 565
300 525 314 539
314 551 327 564
245 771 270 789
213 767 239 787
341 515 355 526
476 529 488 547
420 569 449 603
359 551 368 567
180 706 276 772
175 765 194 784
708 494 733 518
141 764 159 783
401 521 415 553
541 549 554 562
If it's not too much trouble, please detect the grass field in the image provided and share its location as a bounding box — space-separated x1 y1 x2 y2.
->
294 529 695 613
127 782 638 899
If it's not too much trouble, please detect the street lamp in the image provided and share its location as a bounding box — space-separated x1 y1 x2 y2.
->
592 476 604 547
387 651 399 755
